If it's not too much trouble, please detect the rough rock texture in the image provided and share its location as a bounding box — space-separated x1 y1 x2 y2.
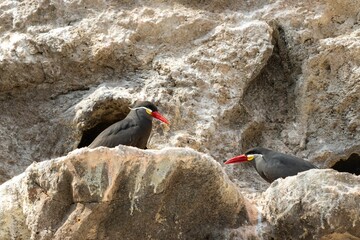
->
1 0 359 185
1 0 360 239
261 169 360 240
0 146 249 240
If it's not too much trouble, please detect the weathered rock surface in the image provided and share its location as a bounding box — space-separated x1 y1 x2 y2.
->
261 169 360 239
1 0 360 239
1 0 359 185
0 146 249 240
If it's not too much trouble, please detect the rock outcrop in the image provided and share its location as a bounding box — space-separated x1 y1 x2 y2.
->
1 0 359 185
261 169 360 239
0 146 249 240
0 0 359 239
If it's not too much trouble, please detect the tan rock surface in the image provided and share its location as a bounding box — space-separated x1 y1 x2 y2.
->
0 0 360 238
1 0 359 185
261 169 360 239
0 146 249 240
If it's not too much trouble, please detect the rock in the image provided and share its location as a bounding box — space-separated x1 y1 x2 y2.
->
1 0 359 186
260 169 360 239
0 0 360 238
298 30 360 166
0 146 250 240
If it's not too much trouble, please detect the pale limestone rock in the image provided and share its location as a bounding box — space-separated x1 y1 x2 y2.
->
0 0 360 238
297 30 360 166
1 0 359 185
0 174 30 239
0 146 249 240
260 169 360 239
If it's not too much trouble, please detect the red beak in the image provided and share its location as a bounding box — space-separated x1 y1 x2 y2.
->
224 154 248 164
151 111 170 125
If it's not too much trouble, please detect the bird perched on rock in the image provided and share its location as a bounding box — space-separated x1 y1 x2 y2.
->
88 101 169 149
224 147 317 183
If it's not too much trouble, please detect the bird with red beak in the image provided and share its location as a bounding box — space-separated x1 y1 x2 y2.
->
89 101 169 149
224 147 317 183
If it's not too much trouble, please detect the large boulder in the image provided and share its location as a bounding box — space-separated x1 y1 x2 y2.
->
0 146 250 240
261 169 360 239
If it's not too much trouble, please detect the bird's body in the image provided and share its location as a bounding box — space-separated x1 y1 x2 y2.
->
88 101 169 149
225 147 317 183
247 147 317 183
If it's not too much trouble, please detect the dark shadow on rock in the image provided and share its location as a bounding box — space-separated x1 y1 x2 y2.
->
332 153 360 175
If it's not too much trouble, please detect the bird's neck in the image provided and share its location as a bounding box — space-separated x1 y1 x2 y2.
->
253 154 264 162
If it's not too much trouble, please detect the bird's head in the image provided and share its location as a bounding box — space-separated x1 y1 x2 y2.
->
130 101 170 125
224 154 257 164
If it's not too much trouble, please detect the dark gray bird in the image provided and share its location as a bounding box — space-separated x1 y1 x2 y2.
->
224 147 317 183
88 101 169 149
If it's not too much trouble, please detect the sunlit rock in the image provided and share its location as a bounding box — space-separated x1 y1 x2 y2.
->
0 146 249 240
260 169 360 239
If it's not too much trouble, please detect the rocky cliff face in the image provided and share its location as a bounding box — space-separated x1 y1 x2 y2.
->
0 0 359 239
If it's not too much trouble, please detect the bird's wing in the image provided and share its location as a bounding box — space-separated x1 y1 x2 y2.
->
89 119 142 148
263 153 316 183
